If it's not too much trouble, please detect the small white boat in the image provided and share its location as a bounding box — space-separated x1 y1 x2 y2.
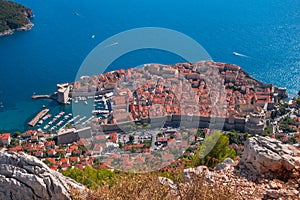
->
233 52 248 57
84 101 88 105
57 121 64 126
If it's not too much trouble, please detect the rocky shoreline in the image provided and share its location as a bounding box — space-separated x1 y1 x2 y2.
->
0 22 34 37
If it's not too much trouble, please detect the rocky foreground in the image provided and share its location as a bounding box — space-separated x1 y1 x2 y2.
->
0 151 85 200
0 136 299 199
161 136 300 199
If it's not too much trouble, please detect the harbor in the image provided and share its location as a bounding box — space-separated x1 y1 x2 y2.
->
27 93 112 133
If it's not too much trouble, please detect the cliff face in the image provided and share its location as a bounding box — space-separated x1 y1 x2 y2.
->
0 151 85 200
0 0 34 36
239 136 300 176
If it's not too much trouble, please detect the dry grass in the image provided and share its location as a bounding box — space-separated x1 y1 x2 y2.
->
176 174 239 200
71 171 241 200
69 185 87 200
87 173 171 200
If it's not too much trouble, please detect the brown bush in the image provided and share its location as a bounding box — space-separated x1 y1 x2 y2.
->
70 171 241 200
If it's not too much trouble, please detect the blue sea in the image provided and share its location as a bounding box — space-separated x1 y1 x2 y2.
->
0 0 299 132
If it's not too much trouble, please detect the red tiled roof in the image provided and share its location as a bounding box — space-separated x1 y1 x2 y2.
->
0 133 10 140
44 141 55 146
45 158 55 164
50 165 58 171
8 145 22 152
48 149 55 154
69 156 79 163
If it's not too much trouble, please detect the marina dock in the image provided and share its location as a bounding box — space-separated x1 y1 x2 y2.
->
31 95 51 99
28 109 49 127
92 110 110 114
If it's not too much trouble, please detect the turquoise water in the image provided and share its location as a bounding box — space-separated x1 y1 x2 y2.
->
0 0 299 132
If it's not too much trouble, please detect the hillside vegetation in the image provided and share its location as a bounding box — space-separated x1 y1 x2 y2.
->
64 132 239 199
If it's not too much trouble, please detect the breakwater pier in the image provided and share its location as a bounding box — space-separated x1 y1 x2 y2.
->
31 95 51 99
27 109 49 127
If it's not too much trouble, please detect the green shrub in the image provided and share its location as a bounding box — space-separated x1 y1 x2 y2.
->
193 131 236 168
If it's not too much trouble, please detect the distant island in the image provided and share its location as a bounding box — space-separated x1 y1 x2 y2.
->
0 0 33 37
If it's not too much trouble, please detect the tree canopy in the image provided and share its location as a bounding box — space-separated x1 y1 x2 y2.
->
191 131 236 168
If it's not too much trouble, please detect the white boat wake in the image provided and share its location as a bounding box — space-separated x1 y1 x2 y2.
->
105 42 119 48
233 51 249 58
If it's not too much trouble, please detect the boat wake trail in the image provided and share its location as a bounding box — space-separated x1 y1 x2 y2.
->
105 42 119 48
233 52 250 58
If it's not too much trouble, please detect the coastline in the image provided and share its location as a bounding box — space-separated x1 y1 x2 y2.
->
0 22 34 37
36 61 288 135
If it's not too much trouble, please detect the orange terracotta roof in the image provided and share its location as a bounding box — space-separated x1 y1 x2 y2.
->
0 133 10 140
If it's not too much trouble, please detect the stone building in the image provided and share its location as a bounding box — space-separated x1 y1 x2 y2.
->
57 83 70 104
245 113 265 134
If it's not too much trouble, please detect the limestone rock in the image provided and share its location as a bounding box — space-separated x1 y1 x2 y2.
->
215 158 234 171
239 136 300 175
0 151 85 200
158 177 177 190
183 166 212 181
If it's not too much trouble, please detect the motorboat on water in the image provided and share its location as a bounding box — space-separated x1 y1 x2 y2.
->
233 52 241 56
232 52 247 57
44 125 50 129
